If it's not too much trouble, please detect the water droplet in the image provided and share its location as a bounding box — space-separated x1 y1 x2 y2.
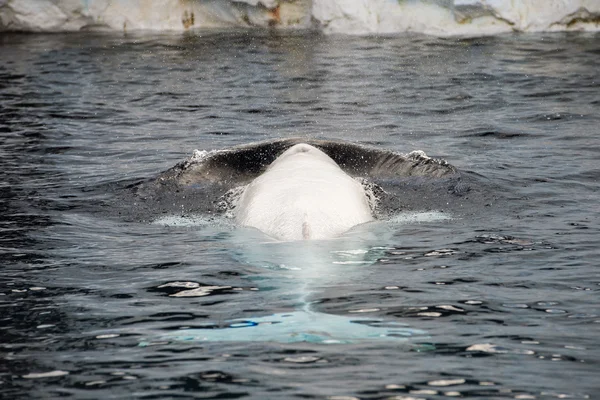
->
436 305 464 312
284 356 320 363
503 303 529 309
158 281 200 289
349 308 380 313
418 312 442 317
385 384 406 389
425 249 456 257
96 334 120 339
328 397 359 400
467 344 505 353
386 397 424 400
169 286 232 297
85 380 105 386
411 389 437 395
445 391 461 396
428 379 465 386
23 370 69 379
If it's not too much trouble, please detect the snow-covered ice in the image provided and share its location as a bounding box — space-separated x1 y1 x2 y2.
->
1 0 598 36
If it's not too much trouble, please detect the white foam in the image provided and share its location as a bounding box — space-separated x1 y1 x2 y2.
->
152 215 215 227
332 260 374 265
388 211 452 224
190 149 209 163
1 0 598 35
151 209 448 231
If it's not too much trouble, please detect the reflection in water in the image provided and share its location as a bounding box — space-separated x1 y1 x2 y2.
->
151 311 427 345
147 212 447 344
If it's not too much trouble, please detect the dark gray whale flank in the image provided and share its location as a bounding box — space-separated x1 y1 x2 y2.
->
167 137 458 186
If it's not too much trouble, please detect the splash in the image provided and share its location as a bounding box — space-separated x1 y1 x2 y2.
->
388 211 452 224
152 215 215 227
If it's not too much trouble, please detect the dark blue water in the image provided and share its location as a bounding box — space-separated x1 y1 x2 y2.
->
1 31 599 399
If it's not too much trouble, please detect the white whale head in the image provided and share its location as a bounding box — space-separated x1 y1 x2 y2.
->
235 143 374 241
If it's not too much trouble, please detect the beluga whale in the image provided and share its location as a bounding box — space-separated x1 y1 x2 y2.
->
235 143 374 241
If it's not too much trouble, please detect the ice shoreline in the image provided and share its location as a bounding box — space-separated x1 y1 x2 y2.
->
1 0 599 36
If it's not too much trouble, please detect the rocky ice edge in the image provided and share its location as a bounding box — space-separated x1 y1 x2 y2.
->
313 0 600 36
0 0 310 32
1 0 598 35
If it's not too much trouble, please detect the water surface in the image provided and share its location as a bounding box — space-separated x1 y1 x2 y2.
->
1 31 599 399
